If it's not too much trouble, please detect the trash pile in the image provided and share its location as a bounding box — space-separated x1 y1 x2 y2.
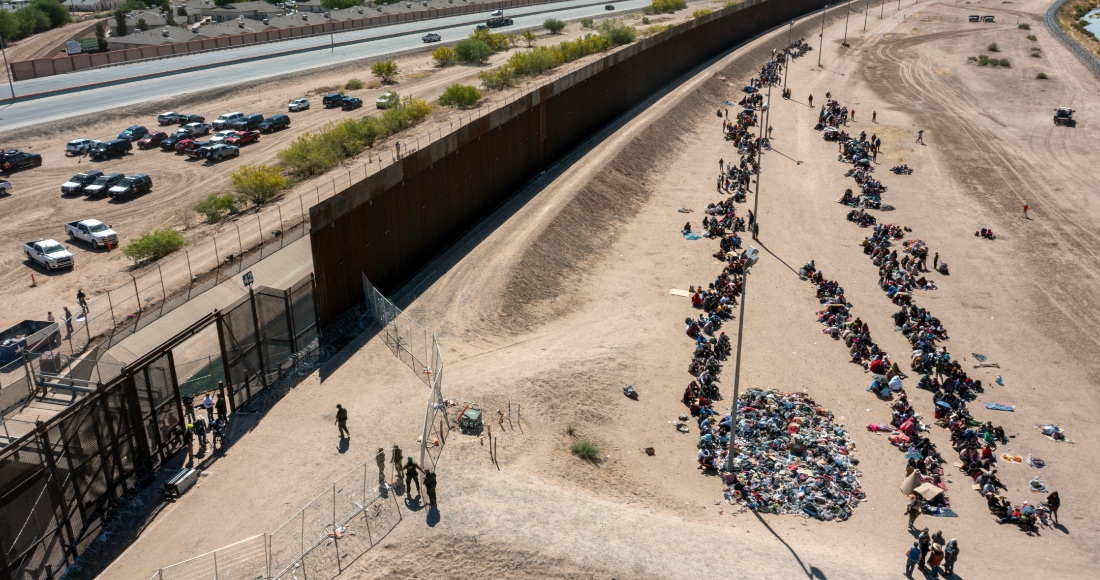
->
721 389 865 521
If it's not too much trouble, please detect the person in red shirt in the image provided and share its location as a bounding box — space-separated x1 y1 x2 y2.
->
1022 202 1030 218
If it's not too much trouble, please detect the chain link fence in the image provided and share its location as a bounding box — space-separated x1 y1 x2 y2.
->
362 274 430 385
1046 0 1100 78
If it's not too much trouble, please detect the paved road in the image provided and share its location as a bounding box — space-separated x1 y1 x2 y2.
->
0 0 646 130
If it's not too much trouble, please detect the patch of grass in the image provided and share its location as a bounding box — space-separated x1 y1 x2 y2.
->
1036 72 1049 79
692 8 712 18
1018 23 1030 29
999 58 1011 66
641 16 650 24
987 42 1000 52
345 78 364 90
581 16 594 27
566 423 576 437
642 0 685 15
967 55 978 61
570 438 600 460
1027 34 1037 41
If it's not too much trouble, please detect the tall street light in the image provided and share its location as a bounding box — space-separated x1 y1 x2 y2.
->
864 0 870 30
842 0 851 46
0 31 13 99
782 20 793 93
722 245 759 472
818 4 827 68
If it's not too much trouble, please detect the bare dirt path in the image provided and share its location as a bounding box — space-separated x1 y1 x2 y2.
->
105 1 1100 577
3 20 100 63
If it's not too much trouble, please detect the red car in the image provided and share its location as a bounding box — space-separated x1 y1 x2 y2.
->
137 131 168 149
174 138 205 153
225 131 259 146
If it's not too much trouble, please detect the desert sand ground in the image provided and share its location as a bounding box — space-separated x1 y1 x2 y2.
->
103 0 1100 577
0 8 705 333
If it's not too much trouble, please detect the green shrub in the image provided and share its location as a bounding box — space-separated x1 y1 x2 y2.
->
123 229 188 262
570 438 600 460
95 21 108 51
566 423 576 436
644 24 674 35
692 8 712 18
599 18 636 46
371 60 399 83
998 58 1010 66
987 42 999 52
469 28 511 51
543 18 565 33
454 38 493 63
508 45 561 75
641 16 650 24
1036 72 1049 79
345 78 364 90
723 0 737 6
432 46 455 66
967 55 977 61
977 54 991 66
231 164 286 206
193 193 238 222
1027 34 1037 40
521 29 537 47
112 8 127 36
439 83 482 107
643 0 686 15
17 6 52 36
582 17 594 27
30 0 71 27
478 65 516 90
1018 23 1030 29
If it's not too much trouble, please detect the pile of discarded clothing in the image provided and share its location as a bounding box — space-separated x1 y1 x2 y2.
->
721 389 865 521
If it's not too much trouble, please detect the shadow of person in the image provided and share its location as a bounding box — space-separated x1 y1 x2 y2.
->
404 496 424 512
1054 522 1070 534
426 505 440 527
338 438 350 454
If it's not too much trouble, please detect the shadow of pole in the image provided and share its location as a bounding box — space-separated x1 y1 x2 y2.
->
751 509 826 579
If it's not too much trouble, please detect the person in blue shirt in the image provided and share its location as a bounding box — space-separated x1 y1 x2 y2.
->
905 541 921 577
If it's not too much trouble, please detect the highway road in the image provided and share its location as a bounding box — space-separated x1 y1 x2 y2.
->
0 0 648 131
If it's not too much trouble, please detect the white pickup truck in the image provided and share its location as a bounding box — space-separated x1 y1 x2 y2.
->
65 219 119 249
23 239 74 271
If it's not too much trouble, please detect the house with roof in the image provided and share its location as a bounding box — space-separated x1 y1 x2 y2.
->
106 26 200 49
205 1 284 22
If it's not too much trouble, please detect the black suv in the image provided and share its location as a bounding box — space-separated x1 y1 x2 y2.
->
229 113 265 131
342 96 363 110
0 150 43 172
83 172 125 197
322 93 345 108
61 170 104 195
108 174 153 200
258 114 290 133
89 139 133 160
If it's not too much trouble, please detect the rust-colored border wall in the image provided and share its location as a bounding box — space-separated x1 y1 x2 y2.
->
309 0 832 325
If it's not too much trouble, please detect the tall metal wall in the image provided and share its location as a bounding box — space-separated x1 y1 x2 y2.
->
310 0 830 324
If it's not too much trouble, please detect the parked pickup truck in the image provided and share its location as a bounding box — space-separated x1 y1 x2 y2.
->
65 219 119 249
23 239 74 271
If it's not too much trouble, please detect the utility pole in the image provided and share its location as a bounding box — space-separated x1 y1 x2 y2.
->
864 0 870 30
782 20 793 93
881 0 885 19
818 4 828 68
843 0 851 46
722 246 758 472
0 30 14 99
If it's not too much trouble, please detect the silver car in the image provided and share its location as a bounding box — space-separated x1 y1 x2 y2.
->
65 139 100 156
288 98 310 112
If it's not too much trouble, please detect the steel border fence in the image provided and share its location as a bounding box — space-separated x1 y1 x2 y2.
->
1046 0 1100 78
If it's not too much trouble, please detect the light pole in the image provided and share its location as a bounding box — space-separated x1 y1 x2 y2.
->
722 245 759 473
754 70 772 221
864 0 870 30
818 4 827 68
842 0 851 46
782 20 793 93
880 0 885 19
0 31 13 99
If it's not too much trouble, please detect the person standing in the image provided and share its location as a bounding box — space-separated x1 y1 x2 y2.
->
404 457 422 498
1022 202 1030 219
747 209 755 227
916 130 924 145
933 252 939 271
47 311 55 323
62 307 73 336
943 539 960 576
76 289 88 314
194 418 208 449
905 494 922 529
335 404 349 438
184 424 195 464
392 445 403 480
928 542 944 576
423 469 437 507
202 394 214 423
808 94 813 108
851 108 855 121
376 447 386 485
182 394 196 423
917 528 931 571
1047 491 1060 523
215 394 227 423
905 542 921 577
872 110 877 123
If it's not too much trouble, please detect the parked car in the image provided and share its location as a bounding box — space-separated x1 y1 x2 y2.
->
0 180 10 196
229 113 264 131
212 112 244 130
89 139 132 160
490 9 503 16
137 132 168 149
66 139 100 156
210 130 239 144
322 93 344 108
83 172 124 197
178 114 206 125
342 96 363 110
175 139 207 153
65 219 119 248
108 174 153 200
604 4 614 9
23 239 74 271
157 111 184 125
60 170 104 195
288 98 310 112
422 32 441 42
182 122 212 136
258 114 290 133
0 150 43 171
117 126 149 141
192 144 240 161
376 91 398 109
226 131 260 146
160 133 189 149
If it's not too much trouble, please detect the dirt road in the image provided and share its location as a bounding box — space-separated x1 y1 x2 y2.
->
103 0 1100 577
3 20 101 63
